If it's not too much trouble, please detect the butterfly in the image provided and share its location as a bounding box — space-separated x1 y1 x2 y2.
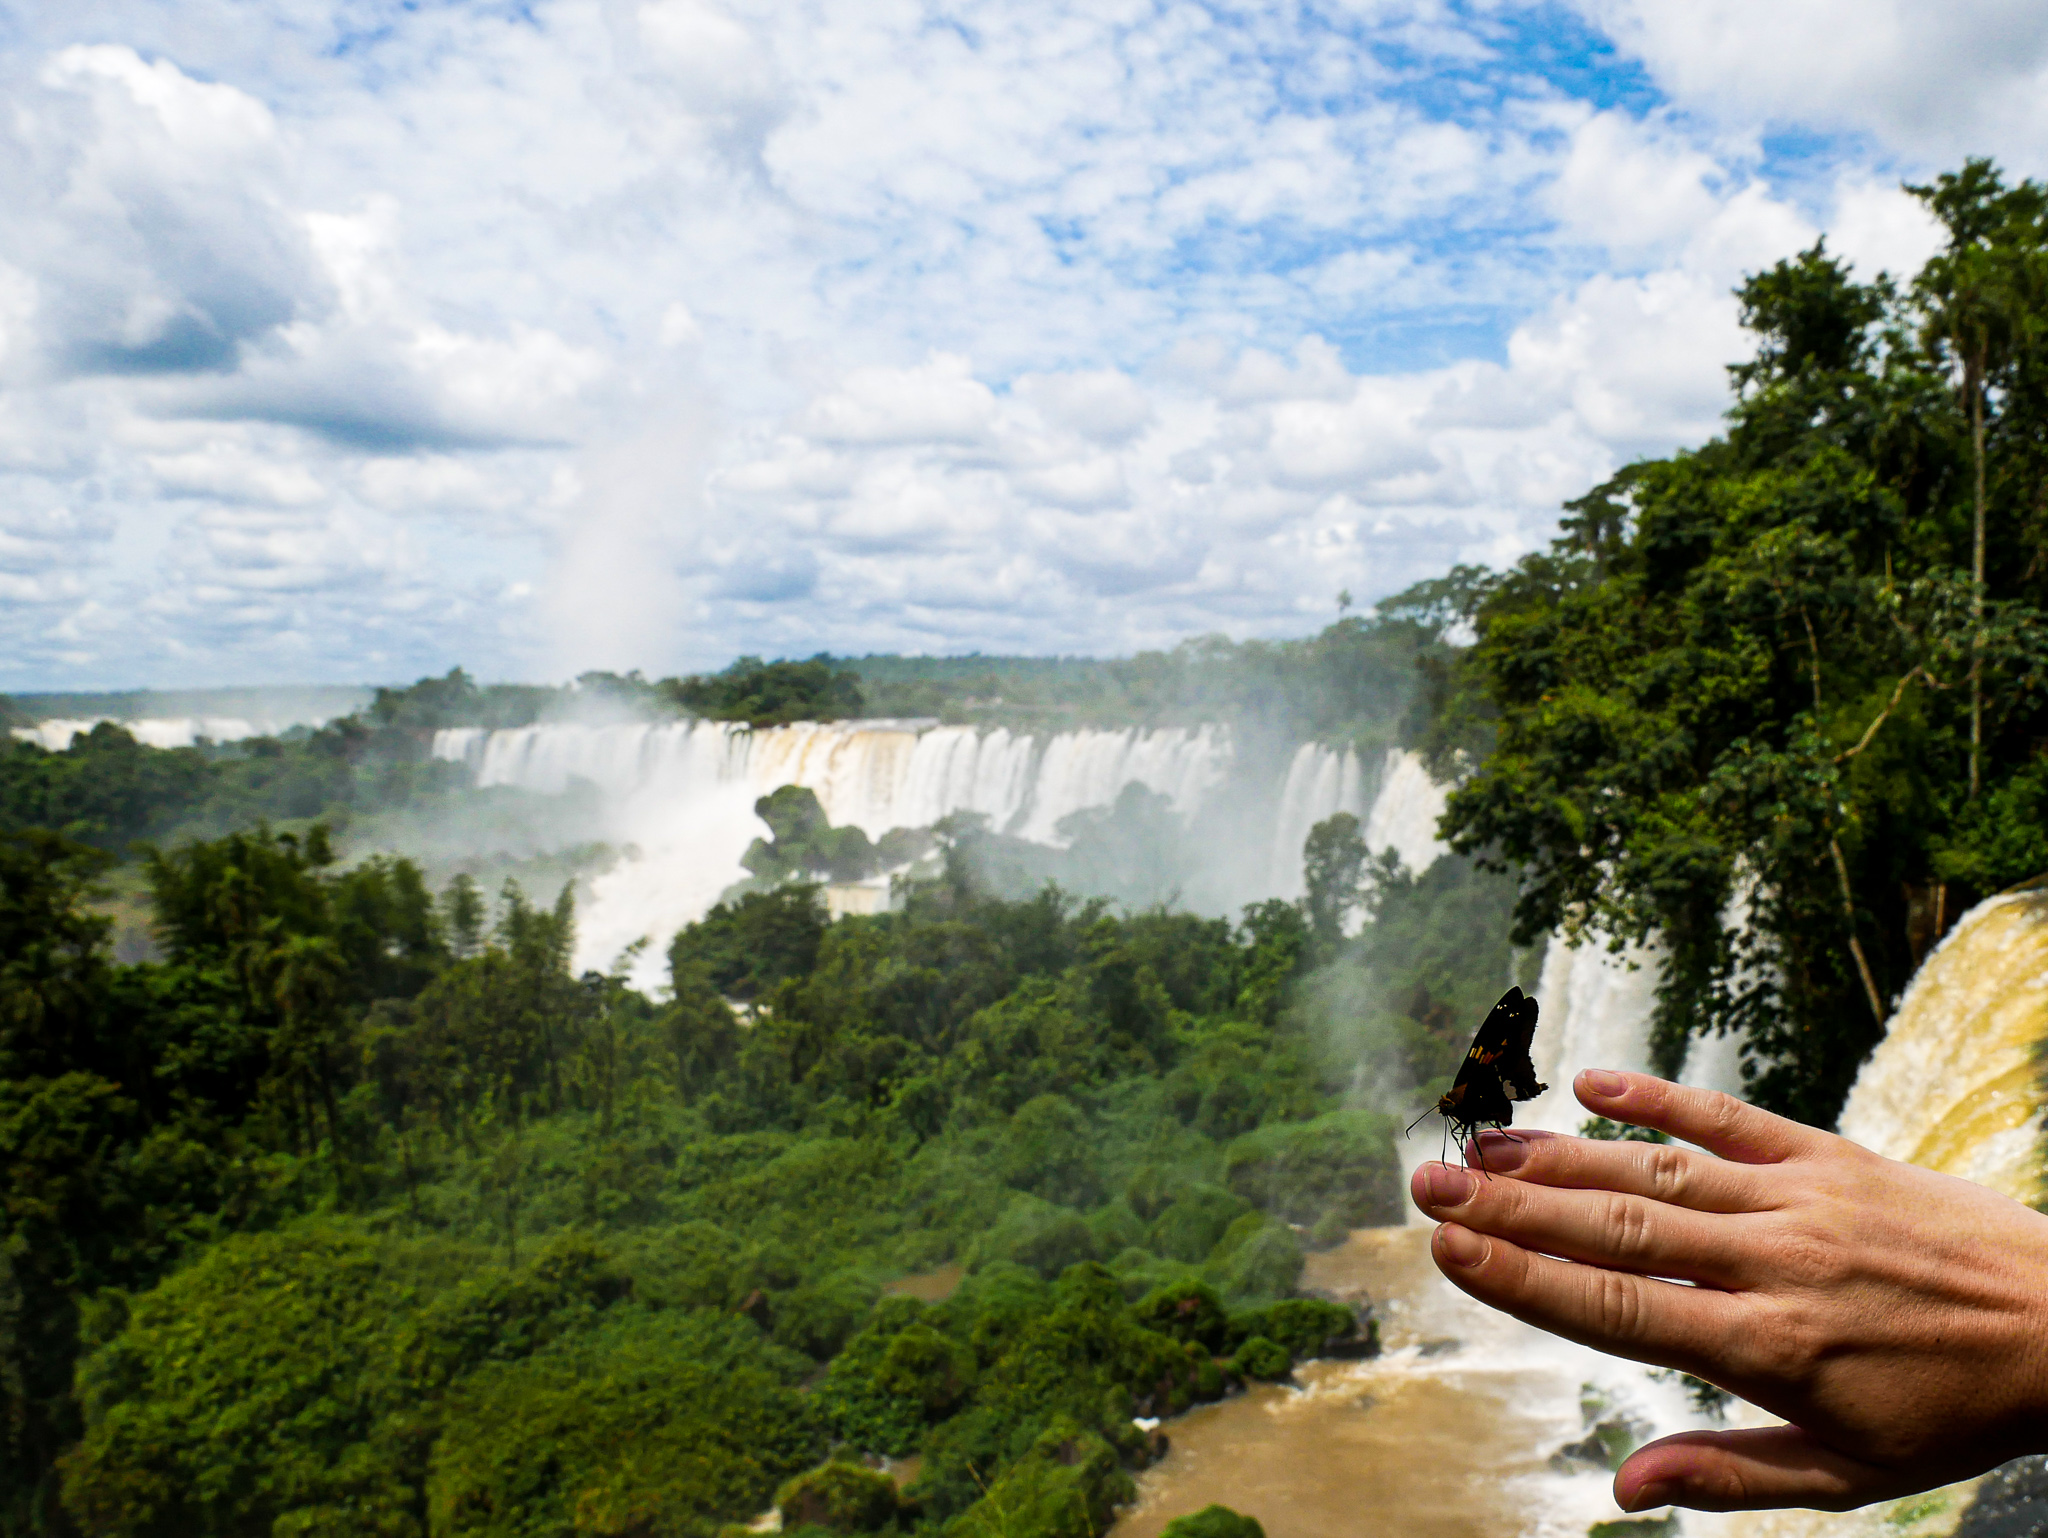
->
1407 985 1549 1174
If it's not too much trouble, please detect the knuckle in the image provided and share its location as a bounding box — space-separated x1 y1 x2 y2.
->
1643 1144 1690 1203
1699 1088 1748 1142
1737 1298 1825 1382
1604 1192 1655 1264
1772 1227 1850 1291
1587 1266 1646 1342
1698 1459 1751 1510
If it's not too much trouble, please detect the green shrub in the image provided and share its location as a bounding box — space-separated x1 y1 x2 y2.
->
876 1324 976 1418
942 1418 1131 1538
1132 1279 1230 1353
1161 1505 1267 1538
1229 1336 1291 1382
773 1270 884 1362
1204 1217 1303 1302
1228 1298 1358 1360
1307 1209 1351 1249
1222 1111 1401 1226
778 1461 900 1533
970 1197 1097 1279
818 1299 949 1457
1084 1200 1146 1255
1000 1095 1103 1207
427 1309 823 1536
1123 1163 1182 1222
1146 1185 1249 1263
61 1226 471 1538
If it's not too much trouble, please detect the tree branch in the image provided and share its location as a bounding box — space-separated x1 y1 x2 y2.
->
1834 667 1929 765
1830 836 1888 1027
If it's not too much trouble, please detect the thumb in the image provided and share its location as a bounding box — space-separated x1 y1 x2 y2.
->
1616 1427 1916 1513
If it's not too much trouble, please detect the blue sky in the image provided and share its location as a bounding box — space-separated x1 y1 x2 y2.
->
0 0 2037 688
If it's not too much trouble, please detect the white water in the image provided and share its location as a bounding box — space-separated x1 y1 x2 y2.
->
1264 743 1448 898
15 716 284 750
433 722 1451 988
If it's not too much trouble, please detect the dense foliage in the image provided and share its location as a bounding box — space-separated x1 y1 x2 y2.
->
1437 161 2048 1124
0 803 1526 1537
850 596 1467 745
669 656 868 726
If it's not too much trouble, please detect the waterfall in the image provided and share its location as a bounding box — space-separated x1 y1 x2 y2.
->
1837 889 2048 1201
1681 892 2048 1538
14 716 271 750
433 719 1240 984
434 721 1477 985
1266 745 1449 898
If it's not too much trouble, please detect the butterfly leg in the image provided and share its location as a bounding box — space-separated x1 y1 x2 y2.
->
1467 1123 1493 1179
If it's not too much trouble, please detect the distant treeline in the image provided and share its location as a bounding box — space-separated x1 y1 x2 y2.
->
358 604 1464 744
2 684 369 727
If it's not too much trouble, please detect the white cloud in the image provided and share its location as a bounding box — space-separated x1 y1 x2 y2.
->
0 0 2012 687
1576 0 2048 164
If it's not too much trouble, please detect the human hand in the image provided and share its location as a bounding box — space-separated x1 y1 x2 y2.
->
1408 1069 2048 1513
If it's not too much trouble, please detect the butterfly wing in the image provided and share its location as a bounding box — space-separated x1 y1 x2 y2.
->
1499 990 1549 1104
1445 987 1523 1126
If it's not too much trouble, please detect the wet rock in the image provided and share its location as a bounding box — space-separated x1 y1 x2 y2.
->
1587 1520 1676 1538
1417 1337 1460 1358
1955 1455 2048 1537
1550 1417 1639 1474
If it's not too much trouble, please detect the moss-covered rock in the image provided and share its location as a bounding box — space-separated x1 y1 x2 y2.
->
778 1461 900 1533
1133 1279 1231 1353
1161 1505 1267 1538
1228 1336 1291 1382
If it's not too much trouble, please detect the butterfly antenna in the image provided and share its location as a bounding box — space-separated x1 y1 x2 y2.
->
1405 1106 1433 1137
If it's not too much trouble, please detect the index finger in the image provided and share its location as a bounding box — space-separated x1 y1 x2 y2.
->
1467 1128 1769 1214
1574 1070 1834 1164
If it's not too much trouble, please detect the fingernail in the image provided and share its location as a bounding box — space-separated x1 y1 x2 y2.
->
1472 1130 1528 1171
1424 1163 1476 1206
1620 1480 1671 1514
1436 1223 1489 1268
1580 1068 1626 1099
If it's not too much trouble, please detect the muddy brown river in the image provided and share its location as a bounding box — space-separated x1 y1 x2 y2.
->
1111 1223 1703 1538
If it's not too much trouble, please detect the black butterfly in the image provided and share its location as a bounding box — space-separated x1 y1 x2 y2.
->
1407 986 1548 1173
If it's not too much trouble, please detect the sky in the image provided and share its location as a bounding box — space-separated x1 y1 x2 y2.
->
4 1 2046 688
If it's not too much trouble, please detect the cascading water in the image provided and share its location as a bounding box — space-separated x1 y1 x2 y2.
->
1834 888 2048 1202
14 715 276 750
1265 745 1449 898
435 719 1248 986
432 722 1453 988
